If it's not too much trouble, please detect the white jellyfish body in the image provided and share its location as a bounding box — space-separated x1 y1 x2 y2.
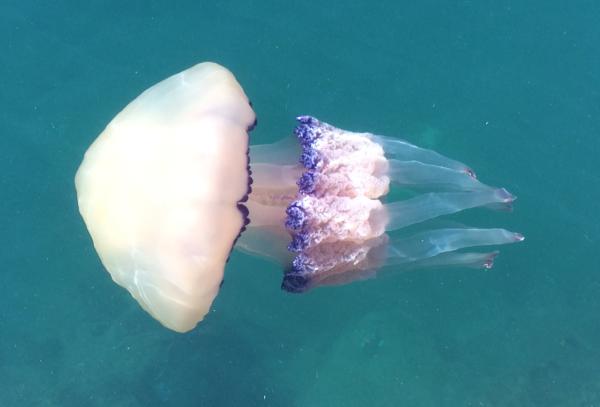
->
75 62 523 332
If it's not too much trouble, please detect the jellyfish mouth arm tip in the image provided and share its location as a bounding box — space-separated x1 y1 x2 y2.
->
481 251 499 269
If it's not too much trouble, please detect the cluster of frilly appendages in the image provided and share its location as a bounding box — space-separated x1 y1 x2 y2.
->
274 115 523 293
282 116 393 292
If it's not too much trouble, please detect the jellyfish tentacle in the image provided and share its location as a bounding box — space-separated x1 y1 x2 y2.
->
388 159 487 191
383 250 501 271
386 228 523 262
285 195 386 252
370 134 476 177
292 116 390 198
283 243 506 293
384 188 515 231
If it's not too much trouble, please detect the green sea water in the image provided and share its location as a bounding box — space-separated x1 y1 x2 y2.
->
1 1 599 406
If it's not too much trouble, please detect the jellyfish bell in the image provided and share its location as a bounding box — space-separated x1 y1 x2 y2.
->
75 62 254 332
75 62 523 333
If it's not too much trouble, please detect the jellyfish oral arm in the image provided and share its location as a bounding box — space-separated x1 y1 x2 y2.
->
388 160 487 190
370 134 477 177
384 228 524 263
383 188 515 231
237 116 523 293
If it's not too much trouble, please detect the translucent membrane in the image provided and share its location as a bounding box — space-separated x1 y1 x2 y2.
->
385 228 524 262
388 160 487 190
384 188 514 231
241 116 523 292
371 135 477 177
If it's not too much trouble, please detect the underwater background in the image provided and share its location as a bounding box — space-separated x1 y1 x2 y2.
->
1 1 599 406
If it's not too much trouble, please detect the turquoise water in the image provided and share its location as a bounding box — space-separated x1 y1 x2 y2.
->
2 1 599 406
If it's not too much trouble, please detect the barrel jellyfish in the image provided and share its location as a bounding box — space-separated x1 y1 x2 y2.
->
75 62 523 332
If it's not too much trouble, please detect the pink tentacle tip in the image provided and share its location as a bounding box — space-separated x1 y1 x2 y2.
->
483 252 499 269
464 168 477 179
514 233 525 242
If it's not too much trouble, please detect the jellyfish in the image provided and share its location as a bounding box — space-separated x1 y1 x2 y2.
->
75 62 523 333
